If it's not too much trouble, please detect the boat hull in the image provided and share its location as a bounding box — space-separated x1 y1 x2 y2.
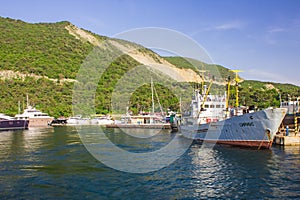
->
106 123 170 129
193 139 273 149
0 119 29 131
29 117 53 127
180 108 287 149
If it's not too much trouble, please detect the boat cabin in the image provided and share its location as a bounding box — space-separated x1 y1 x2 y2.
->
280 97 300 114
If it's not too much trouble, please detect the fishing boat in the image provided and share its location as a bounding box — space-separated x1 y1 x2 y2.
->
179 71 287 149
0 113 29 131
107 78 170 129
108 113 169 129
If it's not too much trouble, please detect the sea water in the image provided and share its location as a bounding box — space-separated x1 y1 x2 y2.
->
0 126 299 199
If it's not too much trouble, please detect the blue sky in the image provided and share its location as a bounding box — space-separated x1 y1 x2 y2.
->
2 0 300 86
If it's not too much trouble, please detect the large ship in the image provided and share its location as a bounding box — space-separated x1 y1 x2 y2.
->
179 73 287 149
0 113 29 131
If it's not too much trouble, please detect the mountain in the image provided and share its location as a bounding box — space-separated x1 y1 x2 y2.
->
0 17 299 117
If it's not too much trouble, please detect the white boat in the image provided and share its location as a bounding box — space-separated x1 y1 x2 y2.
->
66 115 82 125
66 115 91 125
96 116 114 125
15 105 53 127
66 115 114 125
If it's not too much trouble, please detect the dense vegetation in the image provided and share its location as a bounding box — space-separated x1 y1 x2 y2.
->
238 80 300 108
0 17 94 79
0 17 185 117
0 17 299 118
0 77 73 117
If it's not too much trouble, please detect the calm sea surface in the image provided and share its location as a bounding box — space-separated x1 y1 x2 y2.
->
0 126 299 199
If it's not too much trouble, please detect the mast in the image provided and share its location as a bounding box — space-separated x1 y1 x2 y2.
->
26 94 29 108
200 79 213 110
179 97 182 114
197 78 213 118
150 77 155 124
201 63 205 94
18 100 21 114
153 83 164 116
226 76 231 118
151 77 154 115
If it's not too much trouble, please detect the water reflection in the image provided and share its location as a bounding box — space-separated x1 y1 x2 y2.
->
0 127 299 199
187 143 300 199
76 126 192 173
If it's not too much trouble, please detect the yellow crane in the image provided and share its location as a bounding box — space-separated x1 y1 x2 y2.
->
231 70 242 108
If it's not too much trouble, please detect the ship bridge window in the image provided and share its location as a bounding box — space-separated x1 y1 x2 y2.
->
210 105 214 108
205 105 209 108
216 105 221 108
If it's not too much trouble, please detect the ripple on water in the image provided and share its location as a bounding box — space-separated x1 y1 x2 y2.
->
0 127 300 199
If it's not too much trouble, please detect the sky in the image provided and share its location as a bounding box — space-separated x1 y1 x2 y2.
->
1 0 300 86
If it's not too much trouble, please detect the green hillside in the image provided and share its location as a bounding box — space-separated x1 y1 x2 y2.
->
164 56 237 83
164 56 300 108
0 17 95 79
0 17 299 118
0 17 182 117
239 80 300 108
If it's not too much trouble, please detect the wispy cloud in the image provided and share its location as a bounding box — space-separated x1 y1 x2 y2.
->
264 27 288 45
190 20 245 36
214 20 244 30
268 27 286 33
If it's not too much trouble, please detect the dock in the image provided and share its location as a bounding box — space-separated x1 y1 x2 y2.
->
274 125 300 146
106 123 171 129
276 98 300 146
274 135 300 146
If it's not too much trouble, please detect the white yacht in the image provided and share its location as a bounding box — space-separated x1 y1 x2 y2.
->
66 115 82 125
15 105 54 127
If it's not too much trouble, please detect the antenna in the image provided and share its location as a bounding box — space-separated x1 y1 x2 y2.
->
196 67 206 94
226 76 231 117
151 77 154 115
